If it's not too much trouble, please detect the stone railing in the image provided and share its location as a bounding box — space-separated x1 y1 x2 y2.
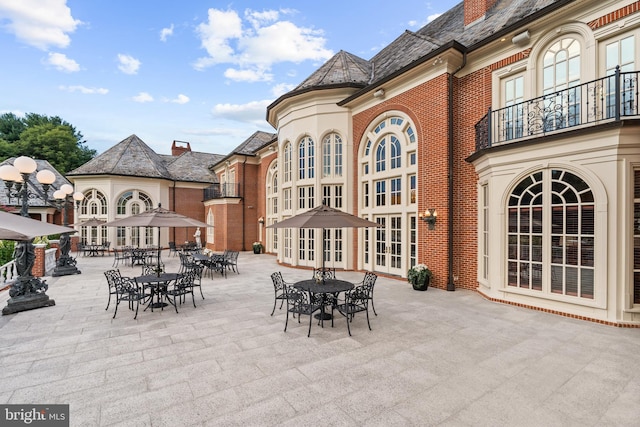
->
0 259 17 287
44 248 57 276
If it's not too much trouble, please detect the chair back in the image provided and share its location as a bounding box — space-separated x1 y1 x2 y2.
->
346 283 371 310
104 269 122 289
271 272 287 292
313 267 336 280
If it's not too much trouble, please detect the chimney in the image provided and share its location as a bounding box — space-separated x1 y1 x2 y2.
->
464 0 497 26
171 140 191 156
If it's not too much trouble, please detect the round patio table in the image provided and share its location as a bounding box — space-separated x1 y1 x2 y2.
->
294 279 354 320
135 272 180 310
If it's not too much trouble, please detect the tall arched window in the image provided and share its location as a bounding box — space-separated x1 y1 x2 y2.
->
298 136 314 180
322 133 343 177
360 114 417 277
543 37 581 129
266 161 279 252
207 208 214 245
507 169 594 299
283 142 292 183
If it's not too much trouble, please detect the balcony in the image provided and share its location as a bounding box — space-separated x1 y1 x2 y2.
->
203 183 241 200
475 68 640 152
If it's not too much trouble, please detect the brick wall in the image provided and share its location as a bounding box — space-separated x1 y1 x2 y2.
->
169 187 206 244
353 74 453 289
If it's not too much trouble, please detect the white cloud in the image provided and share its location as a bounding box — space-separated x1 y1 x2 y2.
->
170 94 189 104
224 67 272 83
0 0 82 50
117 54 141 75
132 92 153 103
59 85 108 95
194 9 243 69
271 82 296 97
160 24 173 42
45 52 80 72
193 7 333 82
408 13 443 29
212 99 271 124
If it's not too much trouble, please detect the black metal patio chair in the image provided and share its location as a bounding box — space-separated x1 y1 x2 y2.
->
165 270 197 313
270 271 293 315
284 286 323 337
334 281 373 336
113 276 149 320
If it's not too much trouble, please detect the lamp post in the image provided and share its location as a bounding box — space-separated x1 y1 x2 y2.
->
0 156 58 314
51 184 84 277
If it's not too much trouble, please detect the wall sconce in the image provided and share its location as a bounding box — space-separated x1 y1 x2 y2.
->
419 208 437 230
258 216 265 225
373 88 385 98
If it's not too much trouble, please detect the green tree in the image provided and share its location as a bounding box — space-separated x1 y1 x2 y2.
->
0 113 96 174
0 112 26 142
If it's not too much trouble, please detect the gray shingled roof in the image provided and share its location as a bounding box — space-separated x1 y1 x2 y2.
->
163 151 224 183
0 158 72 208
213 131 277 166
295 50 371 91
67 134 220 184
274 0 563 102
231 131 277 156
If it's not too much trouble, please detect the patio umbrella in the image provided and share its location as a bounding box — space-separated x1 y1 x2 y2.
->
267 204 378 270
103 204 211 262
72 217 106 227
0 210 75 240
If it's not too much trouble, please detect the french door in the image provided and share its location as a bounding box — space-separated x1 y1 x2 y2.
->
374 215 403 275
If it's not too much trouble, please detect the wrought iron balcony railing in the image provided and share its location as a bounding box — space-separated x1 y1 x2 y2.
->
203 183 241 200
475 67 640 151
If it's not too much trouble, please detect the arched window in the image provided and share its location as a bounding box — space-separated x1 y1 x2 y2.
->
542 37 581 129
507 169 594 299
322 133 343 177
206 208 214 245
298 136 314 180
115 190 154 246
360 114 417 276
283 142 292 183
375 139 386 172
80 189 108 216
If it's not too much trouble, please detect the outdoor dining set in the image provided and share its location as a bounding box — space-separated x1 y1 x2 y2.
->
103 246 238 319
271 267 378 337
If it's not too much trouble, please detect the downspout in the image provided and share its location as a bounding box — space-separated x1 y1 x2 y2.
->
172 180 176 243
242 156 247 251
447 49 467 291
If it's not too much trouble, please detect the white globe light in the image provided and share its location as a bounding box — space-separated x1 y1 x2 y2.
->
13 156 37 174
53 189 66 200
36 169 56 185
60 183 74 194
0 164 21 182
73 192 85 201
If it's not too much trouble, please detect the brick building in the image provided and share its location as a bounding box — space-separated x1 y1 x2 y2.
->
68 0 640 326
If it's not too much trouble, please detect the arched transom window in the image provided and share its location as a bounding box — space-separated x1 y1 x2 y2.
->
80 188 108 216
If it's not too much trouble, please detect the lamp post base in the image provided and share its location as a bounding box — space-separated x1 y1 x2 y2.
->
2 292 55 315
52 265 81 277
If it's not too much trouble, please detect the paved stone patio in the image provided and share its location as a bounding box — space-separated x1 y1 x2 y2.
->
1 251 639 426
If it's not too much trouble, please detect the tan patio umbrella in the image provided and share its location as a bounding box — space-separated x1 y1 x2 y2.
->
72 217 106 227
267 204 379 270
0 210 75 240
103 204 211 261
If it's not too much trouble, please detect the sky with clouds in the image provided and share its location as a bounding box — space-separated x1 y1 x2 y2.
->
0 0 458 155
